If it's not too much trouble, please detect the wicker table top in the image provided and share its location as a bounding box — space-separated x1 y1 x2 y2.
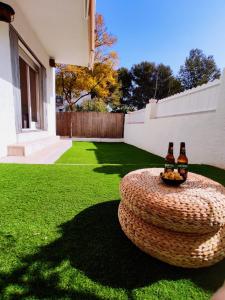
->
120 168 225 233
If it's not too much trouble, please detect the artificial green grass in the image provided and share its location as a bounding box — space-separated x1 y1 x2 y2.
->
0 142 225 300
56 142 164 165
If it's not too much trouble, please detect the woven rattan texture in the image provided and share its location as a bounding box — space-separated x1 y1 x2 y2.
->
120 168 225 234
119 168 225 268
118 202 225 268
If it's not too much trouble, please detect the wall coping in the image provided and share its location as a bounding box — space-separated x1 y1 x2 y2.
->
159 79 221 104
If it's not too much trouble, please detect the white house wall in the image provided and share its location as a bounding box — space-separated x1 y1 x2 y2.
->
8 0 56 136
5 0 49 67
0 0 56 157
0 23 17 157
124 71 225 169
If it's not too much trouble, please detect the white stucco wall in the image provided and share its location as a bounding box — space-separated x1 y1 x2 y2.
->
7 0 56 136
124 72 225 169
0 0 56 157
0 23 17 157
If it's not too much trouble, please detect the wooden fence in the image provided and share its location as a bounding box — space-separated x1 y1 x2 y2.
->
56 112 124 138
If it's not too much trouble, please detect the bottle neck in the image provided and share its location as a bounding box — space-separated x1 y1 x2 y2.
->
168 145 173 155
180 147 186 155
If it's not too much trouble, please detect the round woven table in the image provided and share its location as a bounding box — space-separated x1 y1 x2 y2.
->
118 168 225 268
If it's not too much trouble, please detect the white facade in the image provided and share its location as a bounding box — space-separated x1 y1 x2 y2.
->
0 22 17 157
124 71 225 169
0 0 95 158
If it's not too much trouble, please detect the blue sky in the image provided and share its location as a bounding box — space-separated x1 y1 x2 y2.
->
96 0 225 75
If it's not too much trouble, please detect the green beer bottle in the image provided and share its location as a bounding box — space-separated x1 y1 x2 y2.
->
164 142 175 173
177 142 188 179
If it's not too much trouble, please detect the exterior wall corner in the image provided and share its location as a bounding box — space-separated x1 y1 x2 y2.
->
0 22 17 157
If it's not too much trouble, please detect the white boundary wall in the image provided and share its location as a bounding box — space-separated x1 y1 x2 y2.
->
124 70 225 169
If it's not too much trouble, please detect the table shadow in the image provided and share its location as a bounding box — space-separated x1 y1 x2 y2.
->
1 200 224 299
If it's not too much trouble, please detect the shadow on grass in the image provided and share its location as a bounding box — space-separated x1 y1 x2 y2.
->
93 164 225 186
189 164 225 187
93 165 164 179
89 142 164 165
1 201 225 299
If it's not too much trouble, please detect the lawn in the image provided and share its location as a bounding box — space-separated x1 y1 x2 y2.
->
0 142 225 300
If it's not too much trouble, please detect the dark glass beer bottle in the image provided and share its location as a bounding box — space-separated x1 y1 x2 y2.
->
164 142 175 173
177 142 188 179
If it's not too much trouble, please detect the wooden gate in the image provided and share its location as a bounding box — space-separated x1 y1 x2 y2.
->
56 112 124 138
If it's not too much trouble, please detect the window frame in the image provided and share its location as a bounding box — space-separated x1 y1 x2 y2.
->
19 45 41 130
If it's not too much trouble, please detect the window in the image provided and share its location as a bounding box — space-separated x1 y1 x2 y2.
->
19 46 40 129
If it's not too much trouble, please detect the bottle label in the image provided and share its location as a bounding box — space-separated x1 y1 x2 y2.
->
165 163 175 168
165 163 175 172
177 164 188 169
178 164 188 178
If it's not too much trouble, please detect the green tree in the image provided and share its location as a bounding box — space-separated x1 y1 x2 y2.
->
130 61 155 109
109 67 134 113
110 103 135 113
154 64 182 99
178 48 221 90
129 62 181 109
117 67 133 104
78 98 108 112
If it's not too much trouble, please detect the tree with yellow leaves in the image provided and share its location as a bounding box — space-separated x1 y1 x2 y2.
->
56 13 120 111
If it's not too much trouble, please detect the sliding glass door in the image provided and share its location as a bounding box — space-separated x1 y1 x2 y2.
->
29 67 38 123
19 49 40 129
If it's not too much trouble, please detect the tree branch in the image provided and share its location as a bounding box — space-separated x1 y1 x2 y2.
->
73 92 91 104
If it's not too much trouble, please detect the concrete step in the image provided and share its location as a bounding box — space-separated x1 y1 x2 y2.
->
17 130 51 143
1 139 72 164
7 136 60 156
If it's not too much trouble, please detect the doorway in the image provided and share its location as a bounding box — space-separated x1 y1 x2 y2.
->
19 47 40 130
